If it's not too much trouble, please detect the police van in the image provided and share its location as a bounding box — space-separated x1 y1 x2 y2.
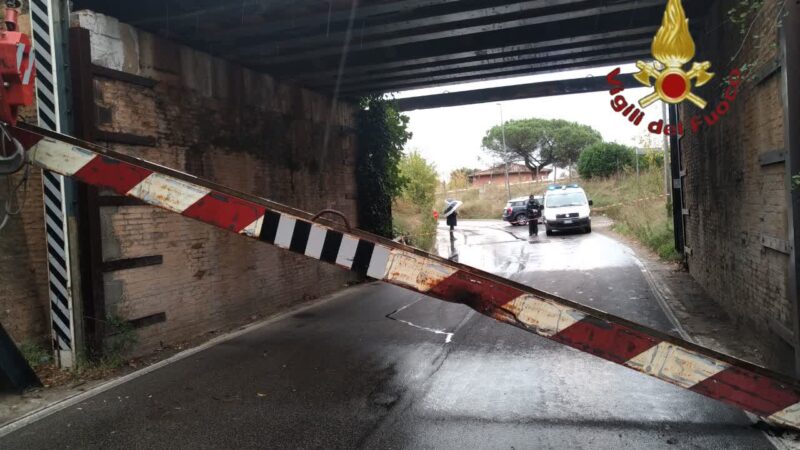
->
543 184 593 235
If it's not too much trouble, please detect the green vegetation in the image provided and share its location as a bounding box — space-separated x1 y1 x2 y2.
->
577 142 664 180
98 314 138 369
447 168 473 190
355 95 412 238
19 341 52 368
393 152 439 251
727 0 765 35
581 169 680 262
399 152 438 207
16 314 138 387
577 142 635 178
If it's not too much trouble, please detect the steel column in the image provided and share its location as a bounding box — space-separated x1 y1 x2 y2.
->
30 0 77 368
780 2 800 374
668 104 684 253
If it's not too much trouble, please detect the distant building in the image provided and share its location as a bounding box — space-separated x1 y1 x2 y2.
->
468 163 551 187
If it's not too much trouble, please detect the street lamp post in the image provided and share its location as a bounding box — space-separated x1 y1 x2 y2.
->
662 101 671 209
498 103 511 199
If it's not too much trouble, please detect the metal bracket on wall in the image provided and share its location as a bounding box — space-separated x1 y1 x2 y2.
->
762 234 792 255
771 318 796 348
752 59 782 86
759 149 787 166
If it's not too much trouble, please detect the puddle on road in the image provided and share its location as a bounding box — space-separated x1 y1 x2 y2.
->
437 222 635 274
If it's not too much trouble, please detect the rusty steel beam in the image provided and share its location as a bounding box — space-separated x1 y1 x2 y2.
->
309 38 651 89
231 0 590 55
243 0 664 64
282 25 659 80
198 0 465 44
338 50 647 95
394 73 640 110
10 121 800 433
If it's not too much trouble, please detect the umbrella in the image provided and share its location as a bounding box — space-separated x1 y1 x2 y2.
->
443 200 462 217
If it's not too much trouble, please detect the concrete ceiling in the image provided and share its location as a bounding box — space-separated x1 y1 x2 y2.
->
72 0 712 98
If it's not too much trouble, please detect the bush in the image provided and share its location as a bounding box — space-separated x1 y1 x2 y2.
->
639 150 664 170
577 142 636 178
399 152 438 208
393 152 439 250
19 341 51 368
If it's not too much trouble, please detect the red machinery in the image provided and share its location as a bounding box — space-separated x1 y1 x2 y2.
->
0 0 35 126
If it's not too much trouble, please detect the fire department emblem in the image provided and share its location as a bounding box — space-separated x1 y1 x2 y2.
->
634 0 713 109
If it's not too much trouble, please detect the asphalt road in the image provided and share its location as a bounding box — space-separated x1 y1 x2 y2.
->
1 220 773 449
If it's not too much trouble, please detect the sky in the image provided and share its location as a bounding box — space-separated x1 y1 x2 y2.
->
395 63 665 180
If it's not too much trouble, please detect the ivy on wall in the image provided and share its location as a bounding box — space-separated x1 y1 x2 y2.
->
355 95 411 238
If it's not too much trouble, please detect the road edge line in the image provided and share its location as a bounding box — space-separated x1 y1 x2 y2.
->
630 254 693 342
0 283 368 438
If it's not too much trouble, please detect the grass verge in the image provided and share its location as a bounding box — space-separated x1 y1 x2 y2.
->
393 197 437 251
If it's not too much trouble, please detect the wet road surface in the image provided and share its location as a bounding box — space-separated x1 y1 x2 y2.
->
1 221 772 449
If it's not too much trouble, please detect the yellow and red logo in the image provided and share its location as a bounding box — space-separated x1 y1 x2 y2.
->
634 0 714 109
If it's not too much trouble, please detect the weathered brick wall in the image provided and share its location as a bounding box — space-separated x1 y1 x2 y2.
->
0 169 50 344
71 11 359 354
0 10 51 345
680 0 790 360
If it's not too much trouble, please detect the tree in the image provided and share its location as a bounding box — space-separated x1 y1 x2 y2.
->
481 118 553 172
481 119 601 173
355 96 411 238
551 120 602 172
448 167 474 190
577 142 636 179
632 132 664 170
399 152 439 208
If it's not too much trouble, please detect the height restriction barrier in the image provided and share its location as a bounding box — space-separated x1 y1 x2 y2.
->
9 121 800 432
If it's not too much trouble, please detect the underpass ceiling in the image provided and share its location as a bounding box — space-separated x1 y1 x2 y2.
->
72 0 712 98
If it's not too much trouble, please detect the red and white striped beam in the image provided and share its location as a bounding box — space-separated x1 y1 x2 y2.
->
12 123 800 432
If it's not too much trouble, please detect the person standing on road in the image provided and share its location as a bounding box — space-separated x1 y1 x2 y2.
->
526 195 541 237
444 198 461 232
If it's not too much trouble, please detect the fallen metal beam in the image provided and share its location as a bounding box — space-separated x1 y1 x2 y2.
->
12 121 800 433
394 73 639 110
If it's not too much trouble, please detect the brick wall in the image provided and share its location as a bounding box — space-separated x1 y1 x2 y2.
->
679 0 790 361
69 11 359 355
0 9 51 345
